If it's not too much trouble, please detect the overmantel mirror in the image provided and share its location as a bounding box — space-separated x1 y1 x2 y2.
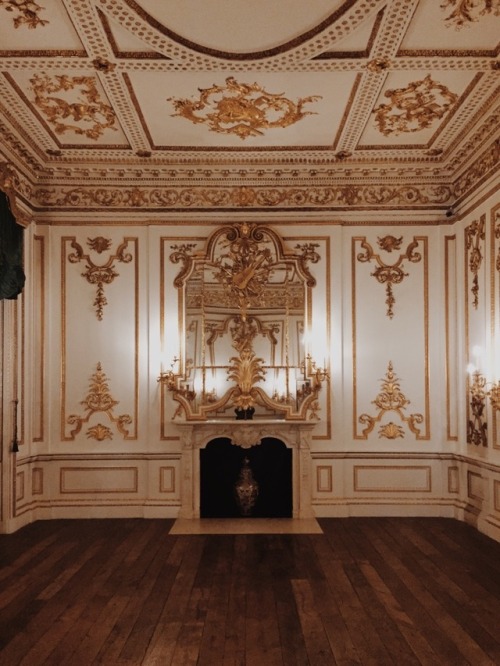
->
159 222 328 421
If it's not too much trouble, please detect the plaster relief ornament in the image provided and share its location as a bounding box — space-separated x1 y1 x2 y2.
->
66 363 132 441
373 75 458 136
168 76 322 140
0 0 48 28
30 74 117 139
441 0 500 29
358 361 424 439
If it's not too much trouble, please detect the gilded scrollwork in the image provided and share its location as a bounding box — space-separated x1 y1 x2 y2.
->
33 183 455 211
67 236 133 320
441 0 500 29
0 0 48 28
30 74 117 139
169 76 322 140
465 215 485 309
359 362 424 439
67 363 132 440
373 75 458 136
356 236 422 318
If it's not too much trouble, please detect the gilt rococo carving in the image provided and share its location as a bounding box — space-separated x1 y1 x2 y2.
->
66 362 132 441
67 236 133 320
356 235 422 318
160 223 327 421
358 361 424 439
169 76 322 140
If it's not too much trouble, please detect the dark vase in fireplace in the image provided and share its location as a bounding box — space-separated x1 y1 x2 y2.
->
200 437 292 518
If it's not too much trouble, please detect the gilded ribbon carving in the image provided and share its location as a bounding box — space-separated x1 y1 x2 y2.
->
169 76 321 140
67 236 133 320
0 0 48 28
356 235 422 318
30 74 117 139
465 215 485 309
67 363 132 441
373 75 457 136
359 361 424 439
441 0 500 29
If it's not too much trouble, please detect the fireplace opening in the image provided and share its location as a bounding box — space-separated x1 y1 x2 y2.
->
200 437 292 518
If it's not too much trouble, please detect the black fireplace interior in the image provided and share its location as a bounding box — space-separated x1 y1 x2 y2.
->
200 437 292 518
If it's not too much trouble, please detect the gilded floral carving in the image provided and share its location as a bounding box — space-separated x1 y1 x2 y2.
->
67 363 132 440
30 74 117 139
373 75 458 136
465 215 485 309
359 362 424 439
169 76 321 140
0 0 48 29
441 0 500 29
356 236 422 318
67 237 133 320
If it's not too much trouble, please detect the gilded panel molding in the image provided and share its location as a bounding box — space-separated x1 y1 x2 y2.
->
66 362 133 441
358 361 424 440
67 236 133 320
356 235 422 318
444 235 459 441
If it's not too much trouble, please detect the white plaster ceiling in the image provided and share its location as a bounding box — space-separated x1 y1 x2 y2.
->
0 0 498 219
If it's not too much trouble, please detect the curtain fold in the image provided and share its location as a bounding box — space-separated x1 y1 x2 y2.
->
0 190 25 299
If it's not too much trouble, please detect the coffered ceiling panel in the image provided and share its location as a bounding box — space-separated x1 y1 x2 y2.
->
128 71 356 148
0 0 497 220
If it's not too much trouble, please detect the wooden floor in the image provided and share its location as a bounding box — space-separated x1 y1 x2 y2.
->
0 518 500 665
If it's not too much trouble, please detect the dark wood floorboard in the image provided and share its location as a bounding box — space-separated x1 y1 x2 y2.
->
0 517 500 665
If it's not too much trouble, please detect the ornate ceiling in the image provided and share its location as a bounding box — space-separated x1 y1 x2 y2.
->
0 0 498 222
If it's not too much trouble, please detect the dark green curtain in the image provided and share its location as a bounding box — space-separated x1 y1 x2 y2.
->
0 190 25 299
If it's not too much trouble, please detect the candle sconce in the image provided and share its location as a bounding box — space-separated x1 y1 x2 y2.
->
467 370 500 447
158 222 328 422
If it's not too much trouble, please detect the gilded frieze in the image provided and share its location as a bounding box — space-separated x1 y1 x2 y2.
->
441 0 500 29
356 236 422 318
373 75 458 136
67 237 133 320
169 76 322 140
30 74 117 140
0 0 48 29
359 362 424 439
66 363 132 441
33 183 454 211
465 215 485 309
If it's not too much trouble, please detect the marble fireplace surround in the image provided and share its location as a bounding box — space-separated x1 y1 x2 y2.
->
175 420 316 519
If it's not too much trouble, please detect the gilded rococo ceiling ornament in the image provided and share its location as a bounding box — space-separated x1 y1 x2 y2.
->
0 0 48 29
67 236 133 320
168 76 322 140
356 235 422 318
373 75 458 136
67 362 132 441
30 74 117 139
441 0 500 29
465 215 485 309
358 361 424 439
